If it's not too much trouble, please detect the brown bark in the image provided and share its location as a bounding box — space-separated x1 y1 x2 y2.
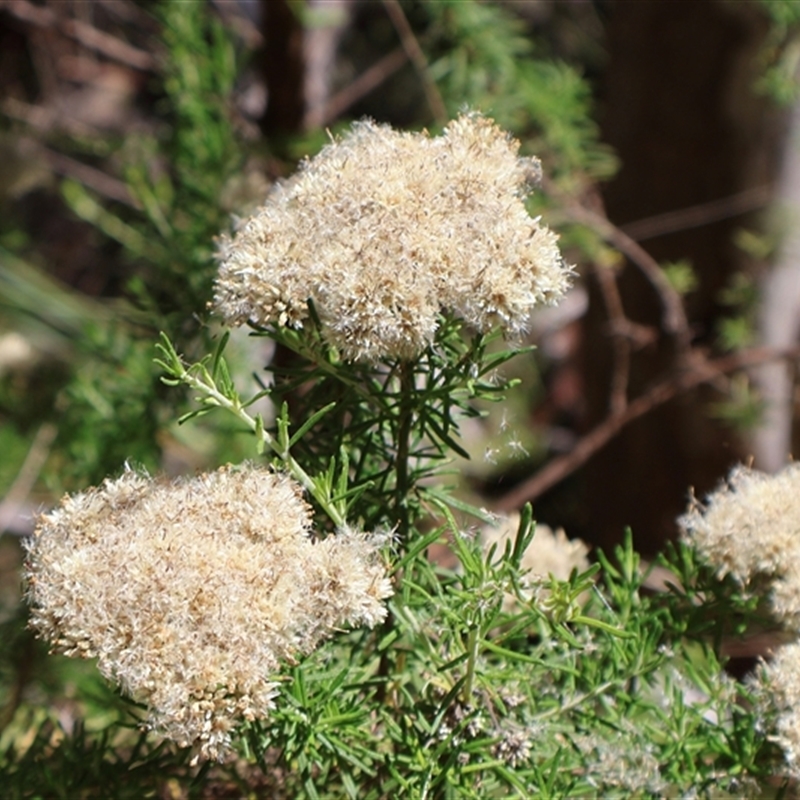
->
260 0 305 135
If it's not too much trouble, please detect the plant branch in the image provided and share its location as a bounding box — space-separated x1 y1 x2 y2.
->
308 46 408 129
394 361 415 543
0 0 156 71
620 185 771 243
493 345 800 512
593 262 633 416
550 187 692 354
381 0 448 126
177 360 347 528
19 136 137 207
0 422 56 536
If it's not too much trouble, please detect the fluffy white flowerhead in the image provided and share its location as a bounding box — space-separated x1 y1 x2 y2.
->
760 642 800 777
681 464 800 776
25 464 392 762
214 112 570 362
678 463 800 627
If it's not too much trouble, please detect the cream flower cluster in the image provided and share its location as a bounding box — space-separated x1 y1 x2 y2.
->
678 463 800 625
25 465 392 762
678 463 800 775
762 641 800 776
214 112 569 362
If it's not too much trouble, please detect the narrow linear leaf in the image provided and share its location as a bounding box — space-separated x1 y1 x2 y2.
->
177 408 211 424
423 487 499 525
286 402 338 449
254 413 266 455
571 616 636 639
423 415 471 459
210 330 231 379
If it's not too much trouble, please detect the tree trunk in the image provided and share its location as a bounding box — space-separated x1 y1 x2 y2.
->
583 0 778 554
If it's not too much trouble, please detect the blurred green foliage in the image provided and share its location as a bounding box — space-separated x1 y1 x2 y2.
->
755 0 800 103
1 2 246 489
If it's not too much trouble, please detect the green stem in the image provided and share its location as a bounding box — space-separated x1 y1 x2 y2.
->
463 626 479 702
272 326 392 415
394 361 415 545
375 360 416 704
182 368 347 528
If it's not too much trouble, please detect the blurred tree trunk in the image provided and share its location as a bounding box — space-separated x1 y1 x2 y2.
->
584 0 780 554
752 92 800 472
260 0 351 135
261 0 305 135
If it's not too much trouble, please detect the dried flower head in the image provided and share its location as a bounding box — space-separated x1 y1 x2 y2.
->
214 112 569 362
760 641 800 776
572 730 666 794
678 463 800 627
25 464 392 762
681 464 800 775
481 513 590 611
492 727 532 768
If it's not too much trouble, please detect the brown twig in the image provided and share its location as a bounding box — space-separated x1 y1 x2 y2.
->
558 199 692 354
1 96 95 139
2 129 137 205
211 0 263 49
493 345 800 512
620 185 771 243
1 0 156 71
309 46 409 129
592 262 632 416
381 0 448 126
35 140 136 206
94 0 159 30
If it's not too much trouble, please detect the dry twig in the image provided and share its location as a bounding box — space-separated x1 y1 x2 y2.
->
593 261 634 416
558 198 692 353
1 0 155 71
35 140 136 206
381 0 448 126
310 47 409 130
0 422 57 535
493 345 800 512
620 185 771 243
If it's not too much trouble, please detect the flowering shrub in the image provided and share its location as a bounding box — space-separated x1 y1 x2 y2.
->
18 113 799 797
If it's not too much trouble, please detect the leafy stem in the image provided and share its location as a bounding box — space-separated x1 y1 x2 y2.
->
156 332 346 528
